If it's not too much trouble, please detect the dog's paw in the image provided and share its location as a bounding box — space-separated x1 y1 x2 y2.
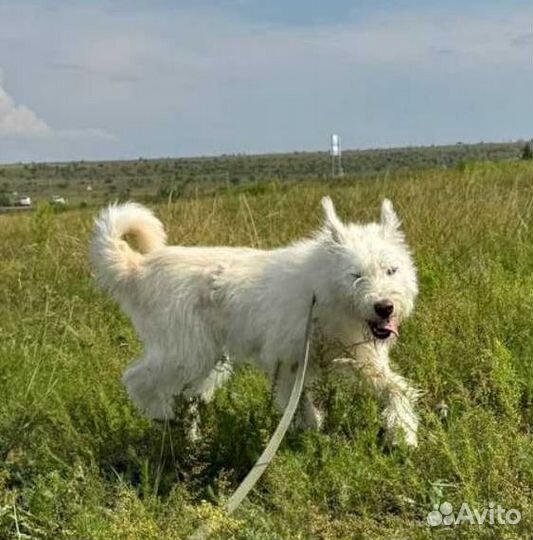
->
388 426 418 449
293 406 324 432
401 427 418 448
379 422 418 450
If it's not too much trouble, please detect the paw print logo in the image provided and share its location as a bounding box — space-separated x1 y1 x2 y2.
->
427 502 454 526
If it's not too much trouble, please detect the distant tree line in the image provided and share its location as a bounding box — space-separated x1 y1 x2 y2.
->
0 140 529 206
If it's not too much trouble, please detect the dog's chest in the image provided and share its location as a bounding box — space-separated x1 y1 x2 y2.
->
310 327 363 368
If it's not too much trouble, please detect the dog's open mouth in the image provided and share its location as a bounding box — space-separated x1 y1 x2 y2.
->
368 319 399 340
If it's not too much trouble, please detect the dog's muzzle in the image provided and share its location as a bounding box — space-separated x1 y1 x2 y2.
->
368 319 399 340
367 299 399 340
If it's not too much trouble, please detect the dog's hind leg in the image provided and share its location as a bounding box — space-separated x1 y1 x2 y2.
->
183 354 233 440
189 354 233 403
122 351 187 420
123 311 224 421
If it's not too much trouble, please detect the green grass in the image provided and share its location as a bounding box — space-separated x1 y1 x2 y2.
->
1 161 533 539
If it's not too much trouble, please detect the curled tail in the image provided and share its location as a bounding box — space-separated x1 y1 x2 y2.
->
90 202 167 293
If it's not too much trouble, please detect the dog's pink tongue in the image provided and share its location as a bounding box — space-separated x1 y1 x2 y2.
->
383 319 399 337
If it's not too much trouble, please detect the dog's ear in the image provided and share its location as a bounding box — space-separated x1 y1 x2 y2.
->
380 199 402 233
321 196 345 243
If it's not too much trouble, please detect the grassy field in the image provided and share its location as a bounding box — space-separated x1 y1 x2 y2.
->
1 160 533 539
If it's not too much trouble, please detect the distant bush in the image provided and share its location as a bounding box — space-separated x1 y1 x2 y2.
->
521 142 533 160
0 192 12 206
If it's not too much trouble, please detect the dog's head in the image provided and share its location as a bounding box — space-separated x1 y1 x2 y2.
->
318 196 418 341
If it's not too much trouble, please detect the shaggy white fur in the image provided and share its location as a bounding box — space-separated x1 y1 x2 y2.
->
91 197 420 446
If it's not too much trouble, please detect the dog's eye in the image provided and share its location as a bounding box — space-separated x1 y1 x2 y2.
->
387 267 398 276
350 272 362 280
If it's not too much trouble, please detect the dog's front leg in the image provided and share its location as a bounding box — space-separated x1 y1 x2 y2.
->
333 347 419 447
272 361 323 431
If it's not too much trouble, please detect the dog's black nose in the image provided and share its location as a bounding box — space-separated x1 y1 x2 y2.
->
374 299 394 319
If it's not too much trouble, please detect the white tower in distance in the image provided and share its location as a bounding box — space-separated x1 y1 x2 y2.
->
330 133 343 178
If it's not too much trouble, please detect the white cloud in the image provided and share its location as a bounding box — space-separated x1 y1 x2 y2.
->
0 67 116 164
0 70 51 137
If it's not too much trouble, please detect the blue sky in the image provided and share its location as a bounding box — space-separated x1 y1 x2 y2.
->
0 0 531 163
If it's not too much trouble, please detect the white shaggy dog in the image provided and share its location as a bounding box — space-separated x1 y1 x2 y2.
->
91 197 420 446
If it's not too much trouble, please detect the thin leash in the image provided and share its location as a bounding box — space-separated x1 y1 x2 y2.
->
187 299 375 539
188 295 316 540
